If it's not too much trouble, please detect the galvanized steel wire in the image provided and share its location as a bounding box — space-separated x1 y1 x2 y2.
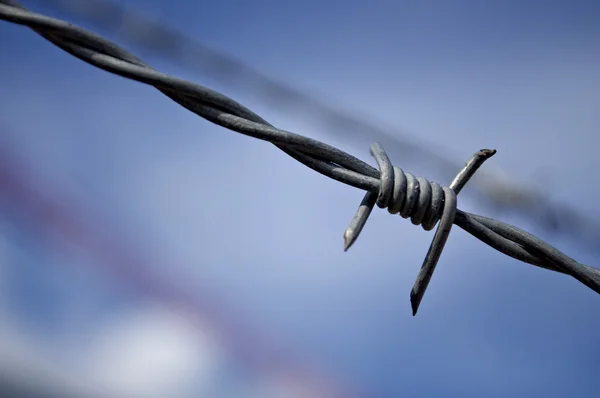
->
44 0 600 255
1 0 599 315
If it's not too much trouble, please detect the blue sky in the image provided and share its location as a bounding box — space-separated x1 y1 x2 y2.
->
1 0 600 397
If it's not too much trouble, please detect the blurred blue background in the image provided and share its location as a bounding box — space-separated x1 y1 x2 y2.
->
1 0 599 397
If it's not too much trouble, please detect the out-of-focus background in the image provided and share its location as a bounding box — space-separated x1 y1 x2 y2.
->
1 0 600 397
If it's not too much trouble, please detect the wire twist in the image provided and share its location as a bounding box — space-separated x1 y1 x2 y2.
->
2 0 599 317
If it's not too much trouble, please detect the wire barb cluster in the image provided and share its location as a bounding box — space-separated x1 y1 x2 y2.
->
2 0 599 315
344 145 495 314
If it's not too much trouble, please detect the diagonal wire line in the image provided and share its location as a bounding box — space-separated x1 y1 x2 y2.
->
38 0 600 253
1 0 599 315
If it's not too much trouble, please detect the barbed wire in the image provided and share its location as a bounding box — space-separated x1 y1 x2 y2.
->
1 0 599 315
41 0 600 253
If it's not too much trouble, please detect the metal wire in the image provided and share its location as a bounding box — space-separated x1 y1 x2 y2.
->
1 0 599 315
43 0 600 254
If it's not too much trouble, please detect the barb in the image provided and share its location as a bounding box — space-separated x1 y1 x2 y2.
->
1 1 599 315
344 146 496 315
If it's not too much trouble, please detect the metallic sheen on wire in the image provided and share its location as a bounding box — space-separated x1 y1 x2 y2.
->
1 0 599 315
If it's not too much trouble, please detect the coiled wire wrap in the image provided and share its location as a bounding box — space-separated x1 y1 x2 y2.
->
371 143 451 231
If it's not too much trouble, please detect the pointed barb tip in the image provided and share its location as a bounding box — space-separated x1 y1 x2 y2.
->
343 229 355 252
410 291 420 316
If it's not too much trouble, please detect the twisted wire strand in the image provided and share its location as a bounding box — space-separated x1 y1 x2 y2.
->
1 1 599 315
43 0 600 256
